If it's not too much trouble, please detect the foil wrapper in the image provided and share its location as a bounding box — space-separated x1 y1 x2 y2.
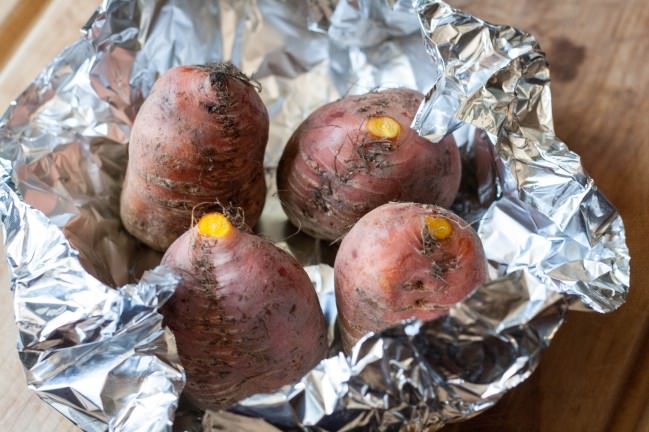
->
0 0 630 431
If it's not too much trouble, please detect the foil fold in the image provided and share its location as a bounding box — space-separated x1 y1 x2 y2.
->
0 165 185 430
0 0 630 431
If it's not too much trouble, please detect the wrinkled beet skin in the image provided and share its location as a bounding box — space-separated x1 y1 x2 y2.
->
277 88 461 241
334 202 488 352
161 226 328 411
120 64 269 252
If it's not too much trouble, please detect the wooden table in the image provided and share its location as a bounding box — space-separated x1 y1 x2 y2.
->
0 3 101 431
1 1 647 431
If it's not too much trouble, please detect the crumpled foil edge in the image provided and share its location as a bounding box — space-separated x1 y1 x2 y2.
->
1 161 185 431
0 0 631 431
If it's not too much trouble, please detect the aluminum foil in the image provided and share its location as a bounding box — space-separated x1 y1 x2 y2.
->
0 0 630 431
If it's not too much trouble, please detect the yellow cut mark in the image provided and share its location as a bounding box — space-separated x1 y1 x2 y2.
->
197 213 233 239
366 116 401 139
425 215 453 240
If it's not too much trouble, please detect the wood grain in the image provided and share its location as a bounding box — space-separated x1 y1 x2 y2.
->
0 0 97 108
0 2 98 432
1 0 647 431
444 0 649 431
0 0 52 70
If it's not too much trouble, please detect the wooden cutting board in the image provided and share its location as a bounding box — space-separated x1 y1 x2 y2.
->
446 1 649 431
1 0 647 431
0 3 101 431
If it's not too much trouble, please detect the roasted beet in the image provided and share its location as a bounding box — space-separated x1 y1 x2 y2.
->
334 202 488 352
121 63 268 252
161 213 328 410
277 88 461 241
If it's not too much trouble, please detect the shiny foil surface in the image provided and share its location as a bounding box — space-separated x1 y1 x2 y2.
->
0 0 630 431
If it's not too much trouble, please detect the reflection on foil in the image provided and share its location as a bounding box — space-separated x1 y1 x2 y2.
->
0 0 629 431
0 170 185 431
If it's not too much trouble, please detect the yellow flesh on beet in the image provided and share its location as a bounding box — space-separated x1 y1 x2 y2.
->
197 213 233 239
425 215 453 240
366 116 401 139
